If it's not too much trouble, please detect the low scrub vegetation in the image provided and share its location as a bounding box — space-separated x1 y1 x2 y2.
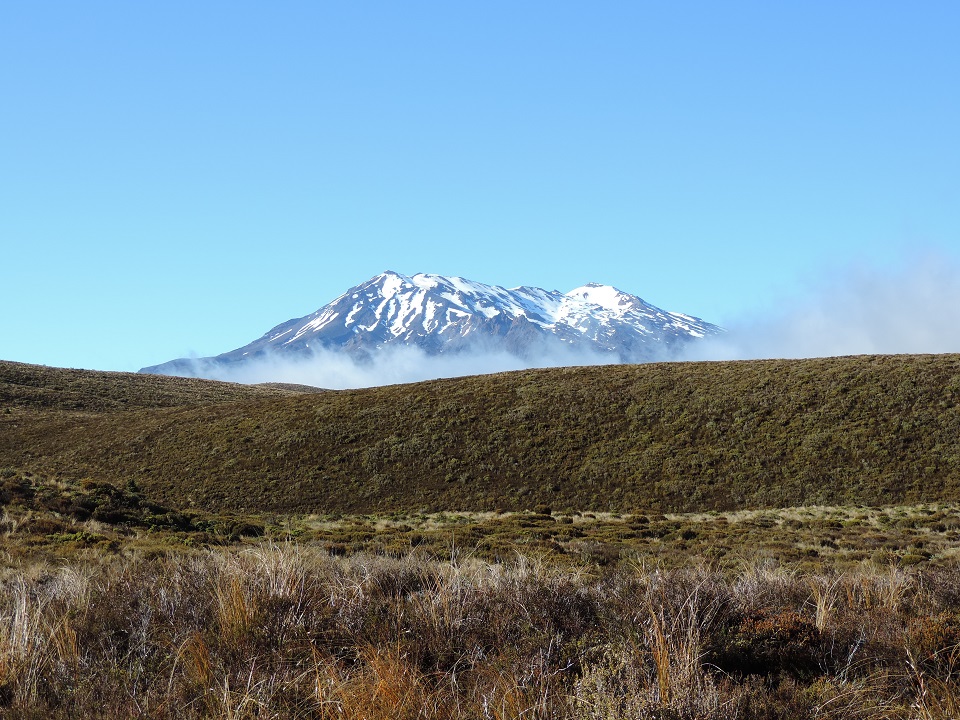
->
1 543 959 719
0 360 307 413
0 472 958 718
3 355 960 515
3 356 960 715
3 469 960 572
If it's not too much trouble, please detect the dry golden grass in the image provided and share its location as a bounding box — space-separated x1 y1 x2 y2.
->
0 543 957 718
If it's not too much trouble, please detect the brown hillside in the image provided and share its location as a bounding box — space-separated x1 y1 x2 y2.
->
2 355 959 514
0 360 307 412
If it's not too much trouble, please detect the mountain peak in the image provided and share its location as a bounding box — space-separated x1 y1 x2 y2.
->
565 283 643 313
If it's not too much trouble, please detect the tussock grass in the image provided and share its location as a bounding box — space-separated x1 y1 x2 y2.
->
0 544 958 718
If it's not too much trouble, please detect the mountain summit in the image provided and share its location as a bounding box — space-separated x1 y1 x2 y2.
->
140 271 722 377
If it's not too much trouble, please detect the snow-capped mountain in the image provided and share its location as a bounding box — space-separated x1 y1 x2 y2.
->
140 271 723 376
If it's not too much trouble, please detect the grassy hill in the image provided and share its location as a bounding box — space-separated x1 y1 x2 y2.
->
0 360 319 411
4 358 960 719
2 355 960 514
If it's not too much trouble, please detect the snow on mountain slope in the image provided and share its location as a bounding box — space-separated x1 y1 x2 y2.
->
140 271 723 377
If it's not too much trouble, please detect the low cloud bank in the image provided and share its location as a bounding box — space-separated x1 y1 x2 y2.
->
184 342 620 390
686 252 960 361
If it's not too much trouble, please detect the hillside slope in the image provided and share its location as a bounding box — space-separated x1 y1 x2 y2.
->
3 356 960 513
0 360 317 413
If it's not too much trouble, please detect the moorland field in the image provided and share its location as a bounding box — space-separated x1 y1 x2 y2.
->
4 354 960 515
1 355 960 718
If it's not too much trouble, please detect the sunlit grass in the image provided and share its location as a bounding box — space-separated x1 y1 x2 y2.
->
0 542 959 718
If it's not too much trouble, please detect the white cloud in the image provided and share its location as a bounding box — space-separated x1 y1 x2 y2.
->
687 251 960 360
177 341 619 390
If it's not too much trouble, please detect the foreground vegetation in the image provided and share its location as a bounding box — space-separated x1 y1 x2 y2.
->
4 470 960 572
1 471 959 718
3 356 960 715
3 355 960 515
2 542 959 719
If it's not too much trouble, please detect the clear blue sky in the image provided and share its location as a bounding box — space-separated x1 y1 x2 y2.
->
3 2 958 372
